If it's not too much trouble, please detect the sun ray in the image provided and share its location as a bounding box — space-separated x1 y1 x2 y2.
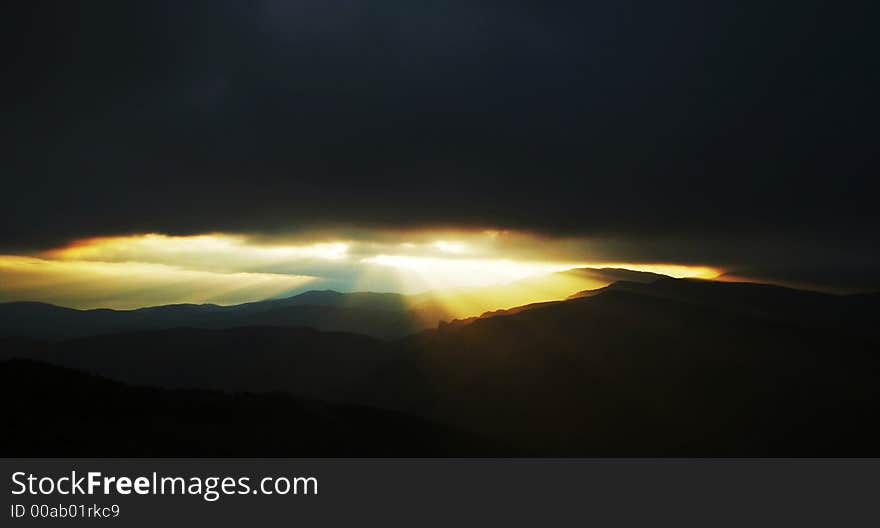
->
0 231 723 311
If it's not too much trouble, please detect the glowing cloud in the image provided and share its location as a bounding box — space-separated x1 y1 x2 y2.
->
431 240 468 254
47 234 350 272
361 254 577 291
0 230 724 311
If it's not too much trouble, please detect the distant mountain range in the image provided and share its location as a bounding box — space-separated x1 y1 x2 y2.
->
0 267 660 340
2 274 878 456
0 289 441 340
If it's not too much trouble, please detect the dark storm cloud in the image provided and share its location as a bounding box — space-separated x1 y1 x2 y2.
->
2 1 878 269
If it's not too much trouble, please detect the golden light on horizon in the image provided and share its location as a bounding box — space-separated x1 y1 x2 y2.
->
0 255 314 310
582 262 720 279
47 233 351 269
361 251 722 318
431 240 468 254
361 254 578 290
0 231 724 312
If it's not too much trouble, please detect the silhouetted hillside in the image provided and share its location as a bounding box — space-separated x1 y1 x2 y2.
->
571 278 878 342
0 326 396 402
360 285 880 456
2 278 879 456
0 268 663 341
243 290 414 311
558 267 666 284
0 291 444 340
408 267 665 318
0 358 506 456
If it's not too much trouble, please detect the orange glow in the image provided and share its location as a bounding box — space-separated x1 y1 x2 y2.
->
46 233 350 271
0 231 724 311
577 262 720 279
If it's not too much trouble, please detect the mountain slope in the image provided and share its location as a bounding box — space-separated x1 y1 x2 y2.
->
0 291 443 340
0 358 506 456
407 267 665 318
0 326 395 402
571 277 878 341
360 284 880 455
3 278 877 456
0 268 666 340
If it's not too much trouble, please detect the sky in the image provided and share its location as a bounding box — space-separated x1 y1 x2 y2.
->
2 1 879 308
0 230 721 309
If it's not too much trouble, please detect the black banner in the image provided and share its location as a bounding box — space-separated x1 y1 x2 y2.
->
2 459 877 527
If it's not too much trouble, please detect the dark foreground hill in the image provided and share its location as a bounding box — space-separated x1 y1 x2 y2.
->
2 278 878 456
0 326 395 402
360 279 880 456
569 277 878 342
0 358 507 457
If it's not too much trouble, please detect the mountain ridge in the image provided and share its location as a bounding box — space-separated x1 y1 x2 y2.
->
2 277 879 455
0 267 671 340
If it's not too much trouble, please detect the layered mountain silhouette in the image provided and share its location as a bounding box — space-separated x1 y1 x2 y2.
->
0 358 506 456
363 281 879 455
2 273 878 456
0 267 657 340
0 327 390 402
568 278 878 341
0 290 443 340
